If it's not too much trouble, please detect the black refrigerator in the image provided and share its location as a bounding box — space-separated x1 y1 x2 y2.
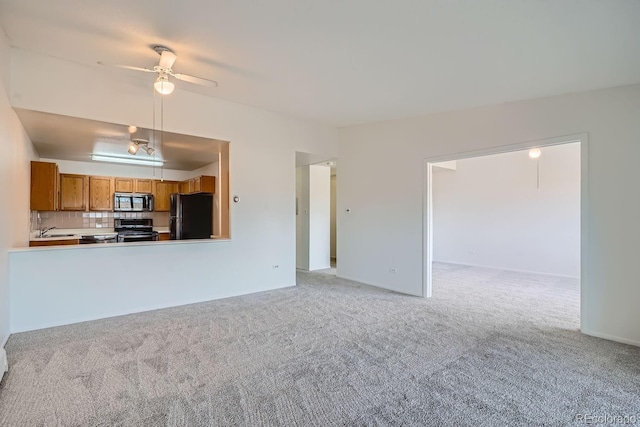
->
169 193 214 240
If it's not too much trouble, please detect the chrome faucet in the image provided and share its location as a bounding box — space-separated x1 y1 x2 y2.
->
38 226 57 238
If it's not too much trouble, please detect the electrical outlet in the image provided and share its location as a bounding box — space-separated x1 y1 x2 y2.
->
389 267 397 274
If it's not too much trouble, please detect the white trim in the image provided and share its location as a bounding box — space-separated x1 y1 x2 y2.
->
422 134 589 328
336 274 422 297
582 329 640 348
432 260 581 280
0 348 7 381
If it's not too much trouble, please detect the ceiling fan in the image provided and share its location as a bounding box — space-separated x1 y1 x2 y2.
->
98 45 218 95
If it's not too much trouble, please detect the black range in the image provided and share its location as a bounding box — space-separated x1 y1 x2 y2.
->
115 218 159 242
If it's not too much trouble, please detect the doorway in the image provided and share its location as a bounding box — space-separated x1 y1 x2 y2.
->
295 152 337 272
423 134 587 327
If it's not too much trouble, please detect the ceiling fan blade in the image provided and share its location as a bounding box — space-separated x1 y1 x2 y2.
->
172 73 219 87
97 62 156 73
158 50 177 69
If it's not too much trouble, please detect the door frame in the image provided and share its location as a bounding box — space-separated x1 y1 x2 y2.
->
422 133 588 328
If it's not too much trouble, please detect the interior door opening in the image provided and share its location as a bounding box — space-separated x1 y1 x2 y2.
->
423 135 586 328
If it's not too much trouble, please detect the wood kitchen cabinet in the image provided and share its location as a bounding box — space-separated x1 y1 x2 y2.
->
114 178 134 193
59 174 88 211
178 175 216 195
135 179 153 193
115 178 153 193
196 176 215 193
152 180 179 211
30 239 79 247
89 176 115 211
30 161 59 211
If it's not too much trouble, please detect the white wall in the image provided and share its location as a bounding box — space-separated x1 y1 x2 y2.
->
0 31 38 346
339 84 640 346
433 143 580 277
308 165 331 270
8 48 338 332
330 174 337 259
295 166 310 270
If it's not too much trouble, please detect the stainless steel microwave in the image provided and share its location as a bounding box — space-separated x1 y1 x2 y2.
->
113 193 154 212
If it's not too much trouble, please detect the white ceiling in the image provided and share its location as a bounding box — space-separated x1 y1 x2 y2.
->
1 1 639 126
15 109 224 171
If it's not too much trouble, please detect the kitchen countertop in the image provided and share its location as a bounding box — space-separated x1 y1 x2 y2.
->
30 227 171 242
30 228 118 242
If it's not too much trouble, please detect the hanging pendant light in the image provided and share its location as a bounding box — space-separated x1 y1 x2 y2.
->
529 148 541 190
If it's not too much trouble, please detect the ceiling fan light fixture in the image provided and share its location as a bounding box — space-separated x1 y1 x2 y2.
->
143 145 155 156
154 75 175 95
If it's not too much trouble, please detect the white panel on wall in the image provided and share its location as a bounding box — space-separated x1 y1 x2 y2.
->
432 143 580 277
308 165 331 271
296 166 310 270
330 174 337 259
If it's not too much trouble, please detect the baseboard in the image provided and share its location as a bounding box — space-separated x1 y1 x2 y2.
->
582 329 640 348
433 260 580 279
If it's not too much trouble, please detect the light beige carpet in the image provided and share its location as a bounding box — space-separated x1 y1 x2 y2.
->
0 263 638 426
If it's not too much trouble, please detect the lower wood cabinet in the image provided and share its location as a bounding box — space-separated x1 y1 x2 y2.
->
30 239 80 247
158 232 170 241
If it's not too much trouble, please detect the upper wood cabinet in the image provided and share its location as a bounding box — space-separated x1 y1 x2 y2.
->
30 161 59 211
197 176 215 193
59 174 88 211
135 179 153 193
89 176 115 211
115 177 154 193
114 178 134 193
178 175 216 195
153 180 179 212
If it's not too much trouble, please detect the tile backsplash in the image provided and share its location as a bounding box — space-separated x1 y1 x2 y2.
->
31 211 169 231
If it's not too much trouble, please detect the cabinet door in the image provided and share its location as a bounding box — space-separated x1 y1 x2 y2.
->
135 179 153 193
89 176 115 211
153 180 178 211
60 174 88 211
200 176 215 193
114 178 134 193
30 161 59 211
179 181 190 194
188 178 196 193
194 177 202 192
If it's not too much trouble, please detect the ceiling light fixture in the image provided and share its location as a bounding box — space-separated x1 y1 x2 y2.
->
127 125 138 134
128 138 155 156
154 74 175 95
528 148 541 159
92 154 164 167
